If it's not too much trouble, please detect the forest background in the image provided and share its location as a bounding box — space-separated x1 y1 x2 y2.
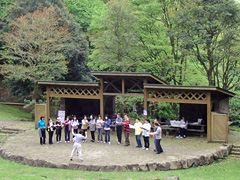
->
1 0 240 124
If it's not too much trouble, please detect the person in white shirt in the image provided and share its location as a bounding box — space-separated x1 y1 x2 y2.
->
176 117 188 138
96 115 104 143
71 115 79 137
70 129 87 162
141 119 151 150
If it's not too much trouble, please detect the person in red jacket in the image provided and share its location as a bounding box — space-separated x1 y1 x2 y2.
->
123 114 130 146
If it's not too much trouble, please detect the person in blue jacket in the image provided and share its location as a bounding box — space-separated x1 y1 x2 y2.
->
38 116 46 145
103 114 111 145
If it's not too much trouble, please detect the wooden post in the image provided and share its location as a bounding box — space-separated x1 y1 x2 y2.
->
122 78 125 94
206 92 211 142
46 86 51 126
143 79 148 119
100 77 104 118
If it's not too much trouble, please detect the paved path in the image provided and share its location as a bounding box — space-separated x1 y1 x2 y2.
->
1 120 222 166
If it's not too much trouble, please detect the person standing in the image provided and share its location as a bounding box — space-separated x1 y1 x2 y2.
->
153 118 160 152
70 129 87 162
130 118 142 148
81 115 89 142
71 115 79 137
89 115 96 142
55 117 62 143
123 114 130 146
96 115 103 143
47 118 55 145
115 113 123 144
38 116 46 145
141 119 151 150
152 123 163 154
63 116 71 143
103 115 111 145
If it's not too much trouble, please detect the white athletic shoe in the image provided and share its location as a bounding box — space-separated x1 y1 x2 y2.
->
146 148 149 151
118 142 120 145
142 147 145 150
104 141 106 144
108 142 111 146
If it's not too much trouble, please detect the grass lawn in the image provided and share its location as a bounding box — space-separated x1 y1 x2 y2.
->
229 125 240 132
0 104 31 121
0 157 239 180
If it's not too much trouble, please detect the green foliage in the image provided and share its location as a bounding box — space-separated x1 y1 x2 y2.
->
0 7 70 100
6 79 33 96
65 0 105 32
115 96 143 119
148 102 179 119
0 104 31 120
89 0 141 71
175 0 240 89
229 93 240 124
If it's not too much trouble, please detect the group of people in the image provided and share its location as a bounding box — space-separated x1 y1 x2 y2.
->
37 113 164 161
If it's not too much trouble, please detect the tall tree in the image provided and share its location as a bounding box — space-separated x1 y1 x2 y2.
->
0 7 70 100
175 0 240 89
89 0 141 71
65 0 106 32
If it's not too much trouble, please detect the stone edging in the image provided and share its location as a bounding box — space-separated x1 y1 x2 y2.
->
0 145 233 172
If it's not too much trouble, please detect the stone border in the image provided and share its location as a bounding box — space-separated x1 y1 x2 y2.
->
0 144 233 172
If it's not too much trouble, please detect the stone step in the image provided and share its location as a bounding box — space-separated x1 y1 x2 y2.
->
0 129 17 134
229 155 240 158
230 151 240 155
232 148 240 151
233 145 240 148
2 127 23 132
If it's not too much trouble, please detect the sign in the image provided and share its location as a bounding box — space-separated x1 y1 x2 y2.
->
143 109 147 116
58 110 65 123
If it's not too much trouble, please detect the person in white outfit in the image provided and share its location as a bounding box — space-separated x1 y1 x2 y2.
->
70 129 87 161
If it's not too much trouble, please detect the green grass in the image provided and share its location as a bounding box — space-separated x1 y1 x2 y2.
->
0 104 31 121
0 135 4 142
230 125 240 132
0 157 239 180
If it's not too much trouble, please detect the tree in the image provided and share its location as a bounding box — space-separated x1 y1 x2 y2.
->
65 0 106 32
89 0 141 71
0 7 70 100
175 0 240 89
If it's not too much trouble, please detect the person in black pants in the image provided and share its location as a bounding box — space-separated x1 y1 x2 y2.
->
63 116 71 143
115 113 123 144
47 118 55 144
55 117 62 143
38 116 46 145
89 115 96 142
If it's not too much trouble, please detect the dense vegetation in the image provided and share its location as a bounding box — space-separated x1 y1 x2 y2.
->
0 0 240 123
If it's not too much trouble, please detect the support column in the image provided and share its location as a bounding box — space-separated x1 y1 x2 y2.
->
143 79 148 119
100 77 104 118
122 78 125 94
206 92 211 142
46 86 51 126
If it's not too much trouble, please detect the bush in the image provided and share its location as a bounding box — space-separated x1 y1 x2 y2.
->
229 93 240 125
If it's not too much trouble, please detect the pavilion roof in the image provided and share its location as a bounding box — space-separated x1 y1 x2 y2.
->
92 71 168 85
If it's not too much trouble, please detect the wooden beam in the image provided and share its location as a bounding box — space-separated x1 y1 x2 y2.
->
49 94 100 99
147 98 208 104
207 92 211 142
103 93 144 97
100 77 104 118
144 79 148 119
122 78 125 94
46 86 51 124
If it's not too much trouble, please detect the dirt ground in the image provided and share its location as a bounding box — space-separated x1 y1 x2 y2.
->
2 120 238 166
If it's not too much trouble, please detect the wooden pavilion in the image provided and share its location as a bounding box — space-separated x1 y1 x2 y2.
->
38 71 235 142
